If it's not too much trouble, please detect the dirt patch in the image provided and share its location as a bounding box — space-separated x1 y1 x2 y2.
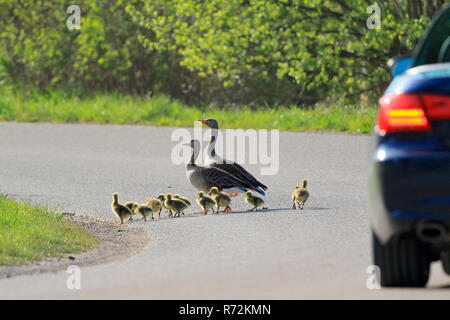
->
0 214 149 279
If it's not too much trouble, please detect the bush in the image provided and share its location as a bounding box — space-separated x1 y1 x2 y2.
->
0 0 445 106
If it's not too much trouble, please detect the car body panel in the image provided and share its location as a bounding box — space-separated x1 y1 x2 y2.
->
370 63 450 244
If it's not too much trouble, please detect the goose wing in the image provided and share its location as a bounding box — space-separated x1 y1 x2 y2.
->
199 165 254 191
211 162 268 191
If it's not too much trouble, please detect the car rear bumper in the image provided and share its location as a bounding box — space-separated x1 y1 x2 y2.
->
369 135 450 243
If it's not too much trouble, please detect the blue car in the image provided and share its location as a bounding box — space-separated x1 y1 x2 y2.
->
370 4 450 287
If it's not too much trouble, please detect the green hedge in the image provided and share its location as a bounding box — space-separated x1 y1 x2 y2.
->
0 0 442 106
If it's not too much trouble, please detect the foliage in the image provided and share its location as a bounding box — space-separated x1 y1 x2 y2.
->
0 0 446 106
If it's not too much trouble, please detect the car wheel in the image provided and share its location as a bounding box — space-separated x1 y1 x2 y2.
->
373 231 430 287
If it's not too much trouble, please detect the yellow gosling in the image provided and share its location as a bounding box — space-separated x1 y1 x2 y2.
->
245 191 264 212
196 191 216 215
209 187 231 213
292 179 309 210
146 197 162 218
132 203 153 221
165 193 188 217
111 193 133 224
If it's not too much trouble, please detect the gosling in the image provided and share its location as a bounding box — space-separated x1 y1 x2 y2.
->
124 201 139 221
146 197 162 218
164 193 188 217
196 191 216 215
157 194 173 217
111 193 133 224
209 187 231 213
292 179 309 210
245 191 264 212
173 194 191 215
132 203 154 221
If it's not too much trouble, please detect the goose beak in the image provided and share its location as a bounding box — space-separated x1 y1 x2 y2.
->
197 119 207 124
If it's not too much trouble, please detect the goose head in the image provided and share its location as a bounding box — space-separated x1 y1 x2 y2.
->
209 187 219 196
183 139 201 165
198 118 219 129
183 139 200 150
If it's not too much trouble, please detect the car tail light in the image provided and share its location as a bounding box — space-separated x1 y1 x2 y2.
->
421 94 450 120
376 93 431 135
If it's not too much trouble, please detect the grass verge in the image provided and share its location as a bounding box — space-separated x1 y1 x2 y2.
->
0 84 377 133
0 193 97 265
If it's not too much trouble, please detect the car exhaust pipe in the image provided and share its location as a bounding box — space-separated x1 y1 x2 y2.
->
417 222 447 243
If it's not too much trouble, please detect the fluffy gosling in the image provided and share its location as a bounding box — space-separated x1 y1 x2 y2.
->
196 191 216 215
209 187 231 213
173 194 191 215
111 193 133 224
157 194 173 217
245 191 264 212
132 203 153 221
146 197 162 218
292 179 309 210
164 193 188 217
124 201 139 221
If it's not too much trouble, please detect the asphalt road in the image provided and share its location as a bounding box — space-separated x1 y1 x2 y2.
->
0 122 449 299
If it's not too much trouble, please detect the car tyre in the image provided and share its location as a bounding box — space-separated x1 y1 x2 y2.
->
373 231 430 287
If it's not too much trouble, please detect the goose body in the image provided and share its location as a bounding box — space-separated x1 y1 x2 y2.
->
132 203 153 221
184 139 255 195
245 191 264 212
157 194 173 217
209 187 231 213
111 193 133 224
146 197 163 218
164 193 188 217
124 201 139 221
173 194 191 215
292 179 309 210
196 191 216 214
198 119 268 196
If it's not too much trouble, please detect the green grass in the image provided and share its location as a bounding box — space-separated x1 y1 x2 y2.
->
0 84 377 134
0 193 97 265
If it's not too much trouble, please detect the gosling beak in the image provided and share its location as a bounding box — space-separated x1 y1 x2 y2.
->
197 119 207 124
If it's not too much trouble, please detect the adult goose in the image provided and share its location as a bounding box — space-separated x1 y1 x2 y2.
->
184 139 256 195
198 118 268 196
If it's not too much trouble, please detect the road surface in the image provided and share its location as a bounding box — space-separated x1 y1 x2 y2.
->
0 122 449 299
